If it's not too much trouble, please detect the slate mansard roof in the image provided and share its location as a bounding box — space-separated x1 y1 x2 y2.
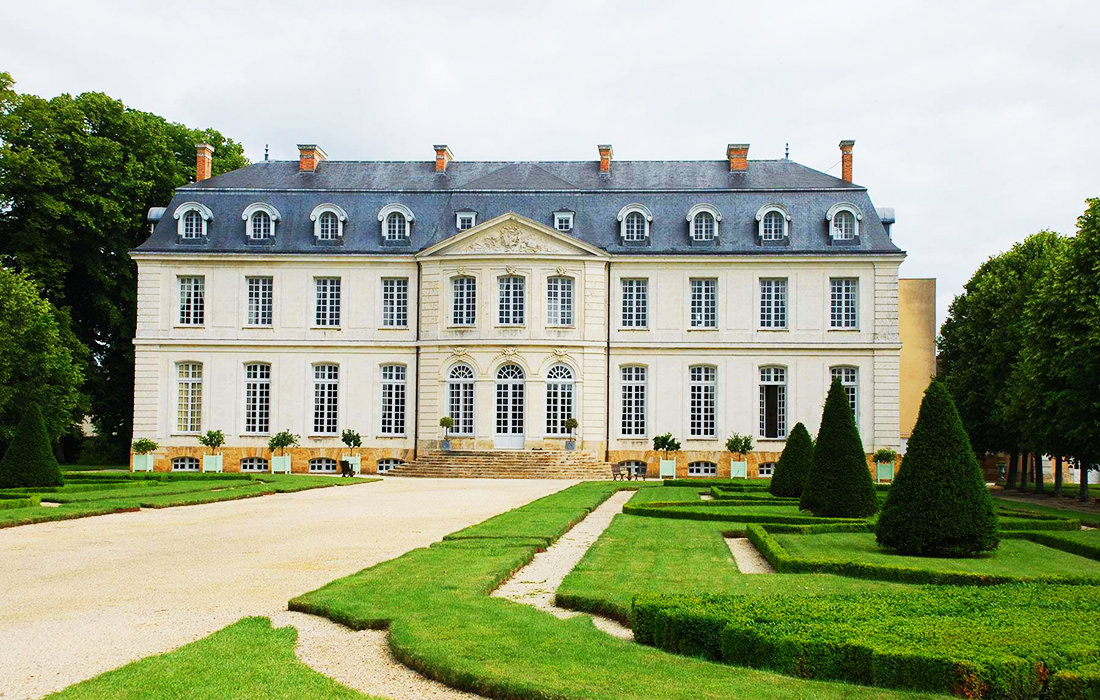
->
136 158 903 256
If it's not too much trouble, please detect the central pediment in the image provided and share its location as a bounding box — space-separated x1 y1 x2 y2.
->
418 212 607 258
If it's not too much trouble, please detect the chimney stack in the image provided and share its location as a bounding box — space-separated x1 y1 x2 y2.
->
195 143 215 182
727 143 749 172
598 144 613 175
298 144 327 173
839 140 855 183
434 144 454 174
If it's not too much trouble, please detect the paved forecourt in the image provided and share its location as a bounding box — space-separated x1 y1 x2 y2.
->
0 476 574 699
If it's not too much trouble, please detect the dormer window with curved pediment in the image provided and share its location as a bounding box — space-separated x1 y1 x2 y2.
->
755 204 792 245
617 204 652 246
686 203 721 247
310 203 349 242
378 203 414 246
242 203 281 242
173 202 213 241
826 202 863 244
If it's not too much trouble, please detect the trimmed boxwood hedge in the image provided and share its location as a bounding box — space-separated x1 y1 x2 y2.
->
707 487 800 505
0 404 63 488
631 584 1100 699
623 501 868 526
1006 531 1100 562
664 478 770 490
0 493 39 509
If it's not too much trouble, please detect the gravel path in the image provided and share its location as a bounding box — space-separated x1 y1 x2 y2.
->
491 490 635 640
0 477 573 700
725 537 775 573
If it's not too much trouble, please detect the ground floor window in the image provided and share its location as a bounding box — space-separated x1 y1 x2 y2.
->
172 456 199 472
758 462 776 477
759 366 787 439
687 461 717 476
377 458 404 473
240 457 268 472
309 457 337 473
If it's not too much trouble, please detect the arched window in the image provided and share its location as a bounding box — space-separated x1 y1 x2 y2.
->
240 457 269 472
386 212 407 240
380 364 406 435
689 366 717 438
497 363 525 381
692 212 715 241
378 204 414 243
309 457 337 473
759 366 787 439
762 211 785 240
377 458 404 473
624 212 646 241
242 203 280 240
832 210 855 239
319 212 339 240
545 364 575 435
173 202 213 239
310 203 349 240
172 456 200 472
176 362 203 433
687 461 717 476
250 211 272 240
447 364 475 436
831 366 859 420
620 365 647 436
618 204 653 243
183 210 203 238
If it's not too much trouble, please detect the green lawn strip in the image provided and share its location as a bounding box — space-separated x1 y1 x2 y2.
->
625 501 868 525
1005 529 1100 562
1 481 145 496
45 616 381 700
664 478 771 490
752 526 1100 585
709 486 799 502
556 513 911 624
992 495 1100 528
291 484 944 700
629 486 704 503
60 464 129 472
0 493 40 509
0 503 135 528
631 584 1100 699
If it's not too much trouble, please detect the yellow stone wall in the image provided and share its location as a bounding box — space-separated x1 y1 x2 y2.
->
898 278 937 441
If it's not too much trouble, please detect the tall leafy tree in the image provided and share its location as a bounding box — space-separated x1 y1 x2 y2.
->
0 73 247 457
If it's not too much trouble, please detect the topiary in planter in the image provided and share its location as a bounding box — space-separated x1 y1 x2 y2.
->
877 379 999 556
800 379 878 518
769 422 813 497
0 404 63 488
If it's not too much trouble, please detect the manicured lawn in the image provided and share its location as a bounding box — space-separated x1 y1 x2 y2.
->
992 494 1100 527
46 617 380 699
628 486 704 503
60 464 129 472
775 531 1100 577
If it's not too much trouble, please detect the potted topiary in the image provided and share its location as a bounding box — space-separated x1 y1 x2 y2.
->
439 417 454 451
873 448 899 483
268 430 299 474
725 432 754 478
198 430 225 473
654 433 681 479
564 417 579 450
341 429 362 475
131 438 158 472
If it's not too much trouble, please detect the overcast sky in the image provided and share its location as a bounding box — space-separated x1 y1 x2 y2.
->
4 0 1098 331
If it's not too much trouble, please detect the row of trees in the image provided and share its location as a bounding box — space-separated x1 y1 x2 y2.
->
0 73 247 458
939 199 1100 501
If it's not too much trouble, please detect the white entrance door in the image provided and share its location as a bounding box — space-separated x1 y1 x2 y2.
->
494 363 525 449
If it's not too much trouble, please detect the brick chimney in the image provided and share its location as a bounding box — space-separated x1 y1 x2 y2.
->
298 144 327 173
727 144 749 172
839 140 855 183
598 144 613 175
195 143 214 182
434 144 454 173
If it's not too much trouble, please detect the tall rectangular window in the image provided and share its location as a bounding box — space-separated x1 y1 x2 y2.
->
315 278 341 327
689 366 717 437
176 362 203 433
690 278 717 328
178 276 205 326
312 364 339 434
621 366 647 436
759 278 787 329
831 366 859 420
380 365 406 435
452 277 477 326
447 364 475 436
621 279 648 328
830 278 858 328
247 276 273 326
759 366 787 439
382 278 409 327
546 276 573 326
498 276 525 325
244 363 271 434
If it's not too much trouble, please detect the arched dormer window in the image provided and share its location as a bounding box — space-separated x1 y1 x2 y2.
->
173 202 213 239
242 203 281 241
755 204 792 242
686 204 722 244
378 204 414 245
310 203 349 241
826 202 863 242
617 204 652 244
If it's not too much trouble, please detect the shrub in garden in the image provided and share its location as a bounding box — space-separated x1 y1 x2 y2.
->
131 438 158 454
769 422 813 497
799 379 878 517
877 378 999 556
268 430 299 455
341 429 362 448
0 404 63 488
197 430 225 454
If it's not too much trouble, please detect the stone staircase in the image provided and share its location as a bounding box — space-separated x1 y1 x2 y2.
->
385 449 612 480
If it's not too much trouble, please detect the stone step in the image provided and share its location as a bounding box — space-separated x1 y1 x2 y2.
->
387 449 614 479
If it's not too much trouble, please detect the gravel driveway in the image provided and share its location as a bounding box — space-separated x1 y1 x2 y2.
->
0 477 574 699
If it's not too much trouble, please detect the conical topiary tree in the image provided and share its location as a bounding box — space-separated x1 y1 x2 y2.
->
799 379 878 517
0 404 63 488
769 422 813 497
877 379 999 556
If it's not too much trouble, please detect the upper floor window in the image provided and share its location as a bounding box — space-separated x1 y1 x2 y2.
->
830 278 858 328
554 212 574 231
827 203 862 241
831 366 859 420
173 202 212 239
251 211 272 239
382 278 409 328
498 275 525 326
689 365 717 438
319 212 339 239
618 204 652 242
176 362 203 433
312 364 339 434
452 276 477 326
378 204 414 243
621 279 648 328
456 212 476 231
246 276 273 326
178 276 204 326
315 277 341 327
183 211 203 238
310 203 349 240
690 278 717 328
242 203 280 241
387 212 407 240
759 278 787 329
546 276 574 326
759 366 787 439
687 204 721 243
620 365 647 436
380 364 407 435
756 204 791 241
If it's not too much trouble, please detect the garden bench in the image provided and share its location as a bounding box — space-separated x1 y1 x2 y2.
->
612 464 627 481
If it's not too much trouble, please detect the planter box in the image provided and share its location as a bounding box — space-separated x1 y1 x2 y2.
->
876 462 894 482
202 454 223 473
659 459 677 479
271 455 292 474
730 461 748 479
565 440 576 451
132 454 155 472
440 439 452 451
341 454 361 475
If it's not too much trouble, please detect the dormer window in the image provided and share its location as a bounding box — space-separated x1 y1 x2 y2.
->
456 212 476 231
251 211 272 239
387 212 407 240
826 202 863 242
172 202 213 240
686 204 722 244
310 203 349 241
554 211 574 231
755 204 791 242
241 203 281 241
692 212 715 241
625 213 646 240
617 204 652 244
378 204 414 245
183 211 203 238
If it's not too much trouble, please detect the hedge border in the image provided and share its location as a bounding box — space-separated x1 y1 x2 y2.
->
1004 531 1100 562
624 501 867 526
0 494 40 509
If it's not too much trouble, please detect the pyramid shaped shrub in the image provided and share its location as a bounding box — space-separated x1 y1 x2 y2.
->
0 404 63 488
769 422 813 497
799 379 878 517
877 379 999 556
